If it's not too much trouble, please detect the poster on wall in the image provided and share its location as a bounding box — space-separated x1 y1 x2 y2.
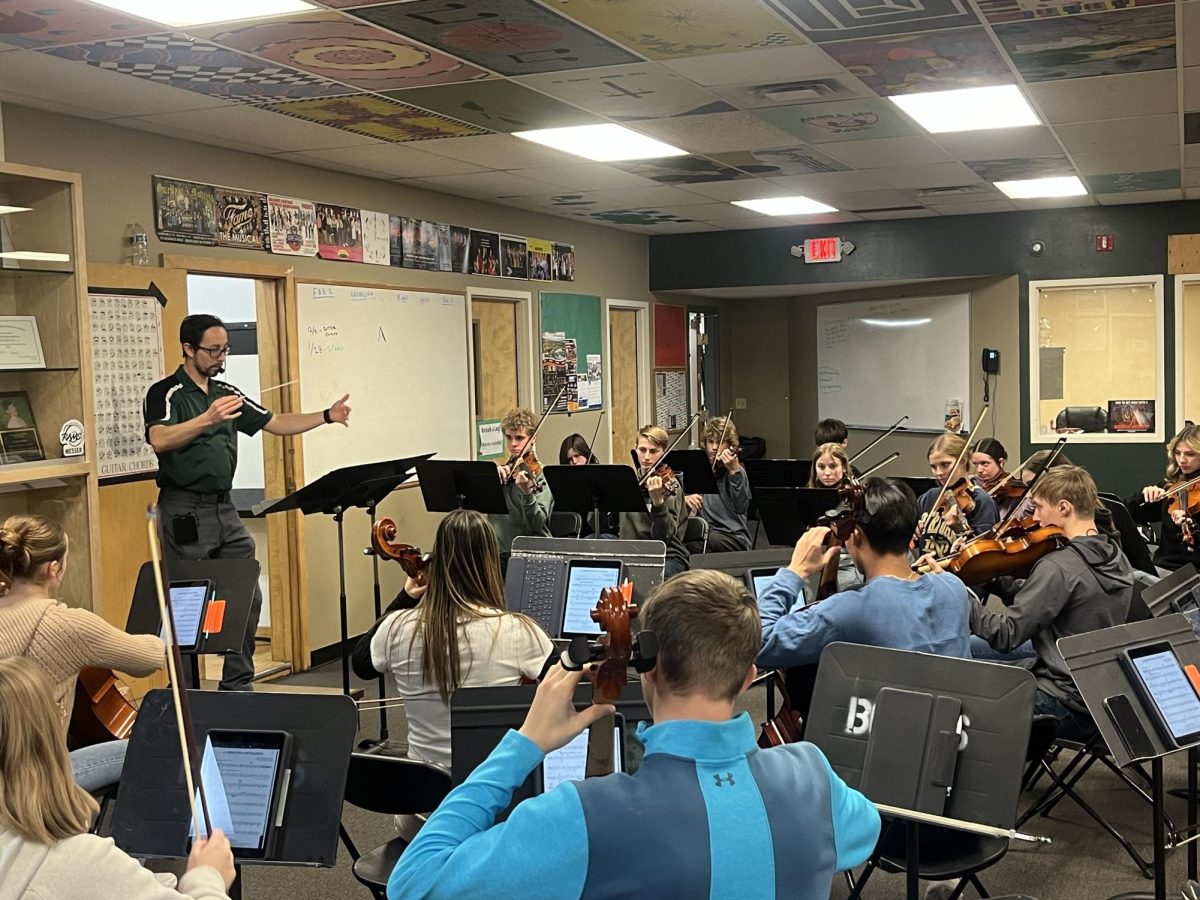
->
316 203 363 262
528 238 552 281
388 215 404 267
214 188 265 250
153 176 216 246
653 304 687 368
88 290 164 479
360 210 390 266
402 217 442 271
436 223 452 272
449 226 471 273
655 369 689 432
1108 400 1155 433
470 229 499 276
552 242 575 282
541 331 578 413
501 235 528 280
265 195 317 256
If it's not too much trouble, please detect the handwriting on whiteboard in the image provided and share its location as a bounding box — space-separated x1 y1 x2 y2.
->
818 367 842 394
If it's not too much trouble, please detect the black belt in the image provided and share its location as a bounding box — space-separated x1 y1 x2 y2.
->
160 488 231 504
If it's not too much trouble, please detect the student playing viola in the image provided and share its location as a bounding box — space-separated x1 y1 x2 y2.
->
683 416 751 552
915 434 999 558
809 442 850 488
1129 424 1200 572
621 425 689 578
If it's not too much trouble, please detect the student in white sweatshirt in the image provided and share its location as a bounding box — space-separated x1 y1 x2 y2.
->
0 657 235 900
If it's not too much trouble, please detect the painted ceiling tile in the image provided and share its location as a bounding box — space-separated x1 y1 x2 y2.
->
772 0 980 44
550 0 804 60
708 75 869 109
255 93 490 141
1086 170 1180 192
0 0 161 49
580 208 697 226
46 33 354 101
628 111 801 153
519 64 734 120
709 146 850 176
976 0 1171 26
966 155 1076 180
198 12 492 91
386 80 601 131
993 6 1176 83
607 157 753 184
822 27 1014 96
755 98 918 143
1187 112 1200 144
347 0 640 76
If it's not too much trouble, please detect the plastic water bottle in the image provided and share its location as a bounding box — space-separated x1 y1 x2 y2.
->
127 223 149 266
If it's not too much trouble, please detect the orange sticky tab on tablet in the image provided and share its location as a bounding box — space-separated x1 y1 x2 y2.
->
1185 663 1200 697
621 579 633 603
203 600 226 635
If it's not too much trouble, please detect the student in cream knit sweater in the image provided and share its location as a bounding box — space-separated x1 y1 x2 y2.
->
0 657 234 900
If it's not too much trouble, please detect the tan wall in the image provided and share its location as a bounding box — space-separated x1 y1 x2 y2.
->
1 104 653 651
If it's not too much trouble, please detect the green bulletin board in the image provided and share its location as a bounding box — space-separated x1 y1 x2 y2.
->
539 291 603 414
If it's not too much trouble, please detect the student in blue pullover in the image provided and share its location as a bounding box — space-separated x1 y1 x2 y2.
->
388 569 880 900
758 477 972 669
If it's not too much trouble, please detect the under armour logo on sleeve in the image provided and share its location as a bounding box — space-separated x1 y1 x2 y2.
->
713 772 735 787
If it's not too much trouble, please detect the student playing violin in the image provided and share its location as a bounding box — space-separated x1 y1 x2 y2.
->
1129 424 1200 572
915 434 999 559
683 416 751 552
971 438 1022 519
492 407 554 560
621 425 689 578
809 442 850 488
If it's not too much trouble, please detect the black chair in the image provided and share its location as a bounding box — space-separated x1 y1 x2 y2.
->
683 516 709 554
548 510 582 538
1054 406 1107 433
1098 493 1158 577
340 752 453 898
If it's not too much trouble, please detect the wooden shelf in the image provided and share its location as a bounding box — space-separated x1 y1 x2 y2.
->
0 264 76 277
0 457 90 486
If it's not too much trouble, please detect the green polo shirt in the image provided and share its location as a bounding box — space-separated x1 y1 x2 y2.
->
143 365 273 493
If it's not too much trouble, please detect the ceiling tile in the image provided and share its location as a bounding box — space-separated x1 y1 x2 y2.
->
630 221 721 233
978 0 1171 26
347 0 640 77
692 216 779 230
966 156 1076 180
596 186 718 208
121 104 388 153
518 64 732 120
628 111 800 153
0 0 161 49
574 207 706 228
504 164 659 191
1028 70 1178 123
1055 115 1178 153
1185 168 1200 187
934 126 1063 161
775 211 863 225
994 7 1176 83
1072 146 1181 175
105 114 281 156
0 87 127 123
820 136 953 169
195 12 493 92
828 189 922 210
282 143 489 178
1011 196 1097 210
928 200 1017 215
383 80 602 132
405 170 562 198
821 27 1013 96
1186 187 1200 200
544 0 805 61
415 133 585 168
1185 67 1200 111
772 0 981 43
255 94 489 142
662 44 847 86
683 203 774 222
768 171 894 193
708 146 849 176
858 207 939 219
676 179 796 201
756 98 918 143
918 184 1007 203
708 74 870 109
1186 1 1200 68
1095 188 1184 204
606 157 752 185
870 161 983 189
505 191 630 213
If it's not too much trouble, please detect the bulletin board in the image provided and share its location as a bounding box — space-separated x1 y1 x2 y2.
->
654 304 686 368
539 291 603 414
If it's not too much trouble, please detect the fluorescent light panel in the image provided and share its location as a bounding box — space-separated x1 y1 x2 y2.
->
889 85 1039 134
86 0 316 27
994 176 1087 199
860 318 932 328
0 206 31 216
512 124 687 162
731 196 838 216
0 252 71 262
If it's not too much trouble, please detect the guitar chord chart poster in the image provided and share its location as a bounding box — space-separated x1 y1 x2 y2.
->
89 292 165 479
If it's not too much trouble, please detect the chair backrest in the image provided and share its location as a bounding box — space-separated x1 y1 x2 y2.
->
684 516 709 548
1098 494 1158 576
549 510 581 538
342 752 452 817
1027 715 1058 763
1055 406 1107 432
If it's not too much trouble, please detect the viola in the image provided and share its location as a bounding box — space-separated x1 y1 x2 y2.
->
69 667 138 749
921 515 1066 586
370 517 431 586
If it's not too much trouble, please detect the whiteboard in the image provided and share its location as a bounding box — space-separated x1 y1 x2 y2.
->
817 294 971 431
297 282 471 482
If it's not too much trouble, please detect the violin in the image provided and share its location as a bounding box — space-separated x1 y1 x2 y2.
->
370 517 431 586
921 515 1066 587
505 449 546 493
934 477 977 517
69 667 138 749
1165 477 1200 546
644 463 680 498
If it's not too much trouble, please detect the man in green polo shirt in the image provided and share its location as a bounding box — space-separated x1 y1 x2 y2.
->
144 313 351 690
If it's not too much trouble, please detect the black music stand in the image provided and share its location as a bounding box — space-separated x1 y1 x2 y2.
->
898 476 939 498
744 458 812 488
111 689 356 875
755 487 838 546
664 449 719 495
415 459 508 514
254 455 432 696
127 559 260 689
1058 615 1200 900
543 464 649 539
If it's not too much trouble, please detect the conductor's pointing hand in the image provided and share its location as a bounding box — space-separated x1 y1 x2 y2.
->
329 393 351 426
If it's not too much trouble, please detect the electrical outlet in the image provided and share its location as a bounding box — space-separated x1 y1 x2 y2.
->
734 398 747 410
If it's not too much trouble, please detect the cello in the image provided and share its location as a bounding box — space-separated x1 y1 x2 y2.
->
369 517 431 586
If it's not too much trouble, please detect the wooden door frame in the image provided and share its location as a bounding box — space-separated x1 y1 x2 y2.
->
605 299 650 464
161 254 308 670
467 287 533 436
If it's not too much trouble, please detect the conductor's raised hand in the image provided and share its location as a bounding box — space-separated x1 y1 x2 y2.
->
518 663 614 755
328 393 351 426
788 526 838 579
204 395 242 427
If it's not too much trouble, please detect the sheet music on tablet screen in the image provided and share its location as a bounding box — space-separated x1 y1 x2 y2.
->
191 738 280 849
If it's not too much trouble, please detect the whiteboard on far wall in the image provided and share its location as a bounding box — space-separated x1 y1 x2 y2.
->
816 294 971 432
296 283 472 482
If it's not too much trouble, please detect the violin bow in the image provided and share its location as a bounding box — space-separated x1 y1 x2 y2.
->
857 451 900 480
924 406 990 519
587 410 606 464
146 507 212 842
1163 472 1200 497
637 413 701 487
848 415 909 466
711 410 734 475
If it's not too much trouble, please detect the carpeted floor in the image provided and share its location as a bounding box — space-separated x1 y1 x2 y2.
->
199 658 1200 900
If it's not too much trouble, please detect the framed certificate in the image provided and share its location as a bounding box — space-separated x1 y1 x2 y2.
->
0 316 45 370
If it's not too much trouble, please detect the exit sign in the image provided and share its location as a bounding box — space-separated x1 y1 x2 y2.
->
805 237 842 263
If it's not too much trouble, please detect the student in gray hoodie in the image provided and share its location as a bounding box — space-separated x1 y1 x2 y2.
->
944 466 1134 740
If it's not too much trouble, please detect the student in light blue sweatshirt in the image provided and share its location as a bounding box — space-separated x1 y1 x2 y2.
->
389 569 880 900
758 477 972 669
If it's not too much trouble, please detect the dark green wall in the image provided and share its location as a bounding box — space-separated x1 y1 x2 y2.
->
650 201 1200 496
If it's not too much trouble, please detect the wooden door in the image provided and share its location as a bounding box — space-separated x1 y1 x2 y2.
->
610 309 639 463
473 298 520 419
